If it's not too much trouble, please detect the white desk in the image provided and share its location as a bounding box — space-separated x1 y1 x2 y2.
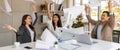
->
0 39 120 50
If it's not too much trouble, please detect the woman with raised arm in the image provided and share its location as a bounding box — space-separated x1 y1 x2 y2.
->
3 3 38 43
45 1 62 39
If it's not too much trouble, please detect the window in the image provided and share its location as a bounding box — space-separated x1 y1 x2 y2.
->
91 7 99 21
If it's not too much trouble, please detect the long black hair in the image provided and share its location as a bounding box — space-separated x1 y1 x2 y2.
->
52 14 62 30
21 14 35 31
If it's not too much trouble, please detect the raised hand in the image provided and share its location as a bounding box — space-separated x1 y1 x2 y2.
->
31 3 37 12
45 1 49 9
85 4 90 13
3 24 13 30
3 24 17 32
108 0 112 11
45 1 51 20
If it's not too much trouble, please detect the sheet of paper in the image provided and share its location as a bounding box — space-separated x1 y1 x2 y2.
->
0 6 12 16
41 29 58 46
113 0 120 6
52 0 64 4
64 39 77 44
35 40 51 49
89 0 100 7
59 43 79 50
4 0 11 12
57 0 64 4
25 0 35 3
52 0 58 4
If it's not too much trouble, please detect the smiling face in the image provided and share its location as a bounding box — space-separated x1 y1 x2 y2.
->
52 14 62 30
53 15 59 23
25 16 32 25
21 15 32 26
101 11 110 22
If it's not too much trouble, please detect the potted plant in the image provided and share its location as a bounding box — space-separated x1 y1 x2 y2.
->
72 13 84 28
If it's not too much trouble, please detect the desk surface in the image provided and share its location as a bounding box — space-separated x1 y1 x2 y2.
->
0 39 120 50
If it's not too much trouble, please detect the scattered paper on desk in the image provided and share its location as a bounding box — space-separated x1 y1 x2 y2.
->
59 43 79 50
35 40 51 49
36 29 58 49
52 0 58 4
41 29 58 46
64 39 77 44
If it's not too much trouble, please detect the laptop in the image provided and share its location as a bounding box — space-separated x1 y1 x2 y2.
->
58 27 84 40
60 32 75 41
74 34 97 45
57 28 97 45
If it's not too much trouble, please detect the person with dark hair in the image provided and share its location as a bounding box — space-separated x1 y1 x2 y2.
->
3 3 38 43
52 14 62 30
85 0 115 41
45 1 62 39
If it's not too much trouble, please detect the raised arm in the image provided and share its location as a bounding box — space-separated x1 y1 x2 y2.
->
85 5 98 25
108 0 115 28
31 2 38 26
3 24 17 33
3 24 26 36
45 1 52 20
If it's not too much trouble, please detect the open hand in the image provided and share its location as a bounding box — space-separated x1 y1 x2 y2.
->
108 0 112 11
31 3 37 12
85 4 90 13
3 24 13 30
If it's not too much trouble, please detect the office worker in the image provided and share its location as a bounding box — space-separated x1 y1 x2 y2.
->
85 0 115 41
3 3 38 43
45 1 62 39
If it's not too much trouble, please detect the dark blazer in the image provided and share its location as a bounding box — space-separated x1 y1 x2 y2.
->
16 13 38 43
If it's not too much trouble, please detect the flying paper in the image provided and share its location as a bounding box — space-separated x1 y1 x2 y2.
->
4 0 12 12
52 0 58 4
89 0 100 7
113 0 120 6
25 0 36 3
52 0 64 4
0 6 12 16
58 0 64 4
